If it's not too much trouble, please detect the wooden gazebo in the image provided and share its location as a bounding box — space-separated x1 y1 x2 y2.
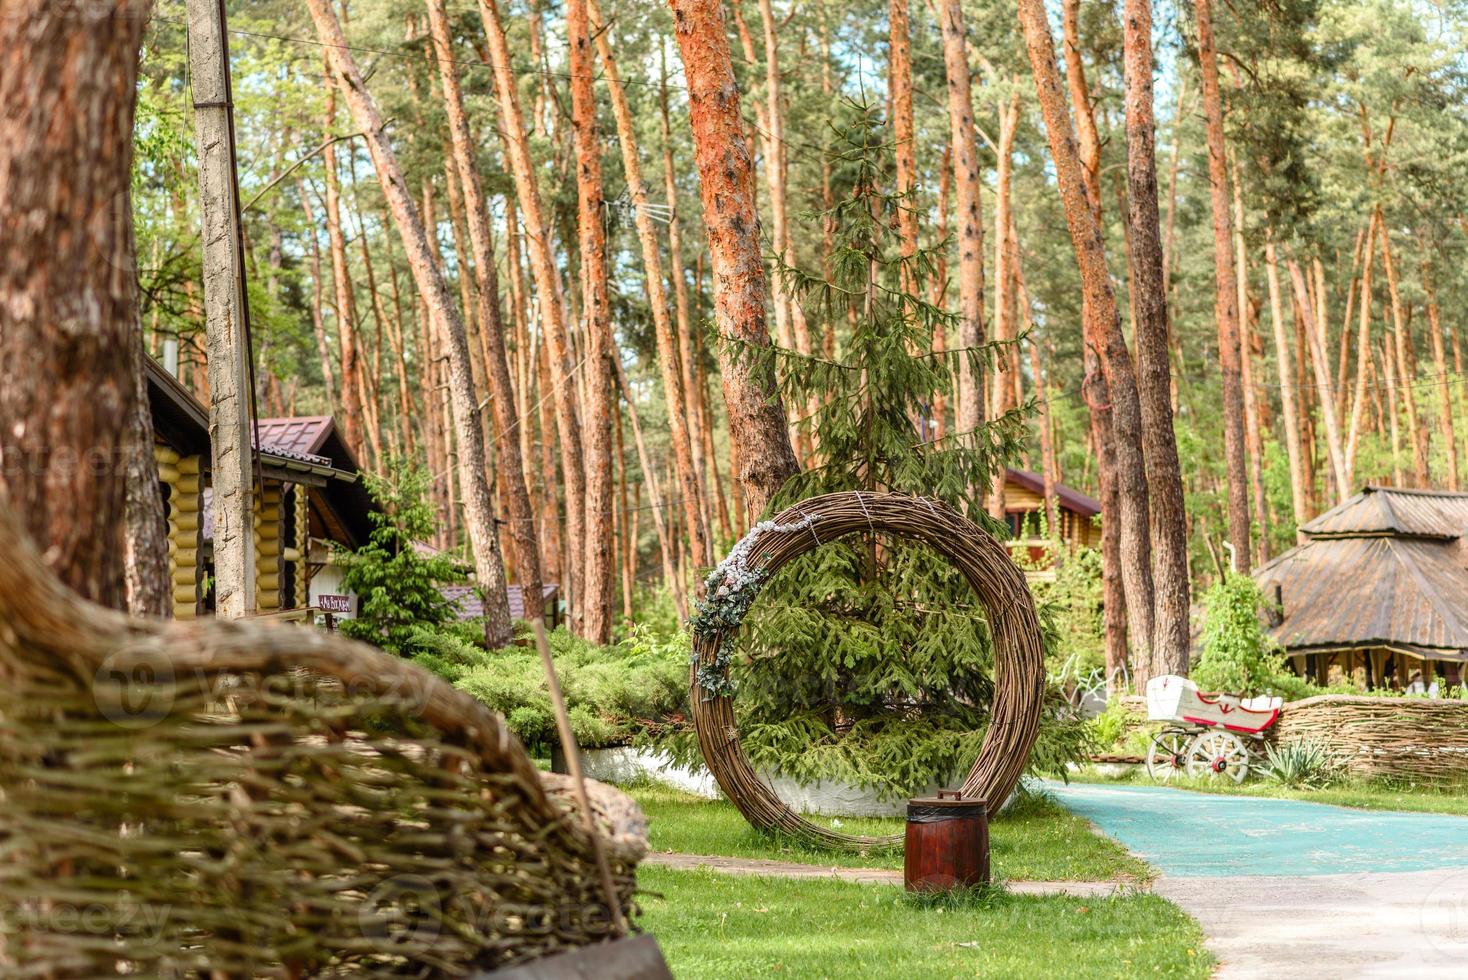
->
1255 486 1468 689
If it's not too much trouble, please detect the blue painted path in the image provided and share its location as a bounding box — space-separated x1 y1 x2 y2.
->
1044 780 1468 878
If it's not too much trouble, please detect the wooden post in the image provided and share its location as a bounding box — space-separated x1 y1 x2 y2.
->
186 0 255 617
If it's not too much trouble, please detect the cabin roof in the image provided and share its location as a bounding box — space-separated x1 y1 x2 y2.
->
1298 485 1468 540
145 356 377 548
441 583 561 622
1004 467 1101 518
1255 486 1468 661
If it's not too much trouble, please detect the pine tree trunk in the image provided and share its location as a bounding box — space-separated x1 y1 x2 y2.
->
475 0 587 626
591 0 711 572
1196 0 1250 571
1287 256 1350 503
1346 212 1379 487
1423 254 1459 491
0 0 151 609
307 0 514 645
1122 0 1191 675
669 0 800 520
938 0 986 436
889 0 919 283
614 358 689 621
566 0 616 643
298 182 339 410
1233 169 1269 564
1378 224 1429 486
1265 237 1308 536
426 0 544 621
322 86 366 456
1017 0 1156 674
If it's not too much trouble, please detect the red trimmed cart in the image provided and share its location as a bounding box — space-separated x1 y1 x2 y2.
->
1143 675 1282 783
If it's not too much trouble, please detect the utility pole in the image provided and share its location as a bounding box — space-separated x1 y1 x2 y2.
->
187 0 256 617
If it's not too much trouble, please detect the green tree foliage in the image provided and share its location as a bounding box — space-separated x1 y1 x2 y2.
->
702 105 1088 798
334 460 467 654
1193 573 1287 695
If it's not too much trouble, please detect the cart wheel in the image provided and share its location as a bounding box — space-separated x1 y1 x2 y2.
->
1185 730 1250 783
1145 729 1192 782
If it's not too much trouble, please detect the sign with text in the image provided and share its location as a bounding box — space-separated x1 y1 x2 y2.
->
317 593 354 614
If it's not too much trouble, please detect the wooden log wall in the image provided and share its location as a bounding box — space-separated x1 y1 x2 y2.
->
155 445 203 619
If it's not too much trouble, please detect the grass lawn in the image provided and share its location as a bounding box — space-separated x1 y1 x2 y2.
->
627 780 1152 882
1075 767 1468 817
636 865 1212 979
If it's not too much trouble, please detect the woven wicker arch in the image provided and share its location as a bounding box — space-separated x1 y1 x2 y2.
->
690 491 1046 849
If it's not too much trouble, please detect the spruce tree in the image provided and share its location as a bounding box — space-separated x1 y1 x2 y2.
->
709 103 1057 798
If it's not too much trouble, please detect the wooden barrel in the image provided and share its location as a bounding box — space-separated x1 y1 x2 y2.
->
904 790 989 892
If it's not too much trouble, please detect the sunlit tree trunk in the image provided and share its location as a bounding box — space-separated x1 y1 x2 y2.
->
307 0 514 644
1123 0 1191 675
426 0 544 620
1018 0 1155 675
889 0 919 288
1265 237 1308 536
1196 0 1250 570
1378 224 1429 486
1287 257 1350 503
592 1 711 572
474 0 587 626
322 85 366 456
938 0 986 437
1423 253 1459 491
669 0 800 520
565 0 615 642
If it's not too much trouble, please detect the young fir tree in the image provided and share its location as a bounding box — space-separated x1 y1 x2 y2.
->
712 103 1082 799
334 461 469 655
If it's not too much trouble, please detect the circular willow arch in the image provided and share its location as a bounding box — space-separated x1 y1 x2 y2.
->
689 490 1047 850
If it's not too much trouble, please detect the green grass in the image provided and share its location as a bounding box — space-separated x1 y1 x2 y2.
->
627 780 1151 882
636 865 1212 979
1076 766 1468 816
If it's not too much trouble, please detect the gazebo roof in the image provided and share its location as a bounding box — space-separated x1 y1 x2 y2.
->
1255 486 1468 661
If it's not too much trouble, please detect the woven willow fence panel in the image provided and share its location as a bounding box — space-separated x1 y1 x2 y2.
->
1274 695 1468 783
690 491 1047 849
0 513 644 978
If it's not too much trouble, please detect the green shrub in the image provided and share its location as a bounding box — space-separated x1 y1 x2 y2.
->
1193 573 1287 696
1262 739 1339 789
443 624 687 751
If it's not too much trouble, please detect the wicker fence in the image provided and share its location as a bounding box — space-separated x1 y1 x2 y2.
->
1273 695 1468 783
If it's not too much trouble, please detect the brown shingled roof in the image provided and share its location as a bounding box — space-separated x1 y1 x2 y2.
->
1004 467 1101 518
1255 486 1468 661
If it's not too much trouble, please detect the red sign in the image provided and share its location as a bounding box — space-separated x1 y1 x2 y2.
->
318 593 353 614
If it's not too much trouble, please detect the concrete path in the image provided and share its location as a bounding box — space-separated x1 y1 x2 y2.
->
1048 781 1468 977
642 851 1132 897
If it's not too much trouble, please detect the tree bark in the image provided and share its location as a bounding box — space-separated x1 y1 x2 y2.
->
1122 0 1191 675
1287 256 1350 503
1378 224 1429 486
306 0 514 645
591 0 711 572
890 0 919 286
474 0 587 625
564 0 616 643
1423 253 1459 491
1017 0 1156 674
669 0 800 520
0 1 152 608
297 181 340 411
1265 237 1308 536
188 0 257 618
425 0 544 623
321 86 366 457
1196 0 1250 571
938 0 986 436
